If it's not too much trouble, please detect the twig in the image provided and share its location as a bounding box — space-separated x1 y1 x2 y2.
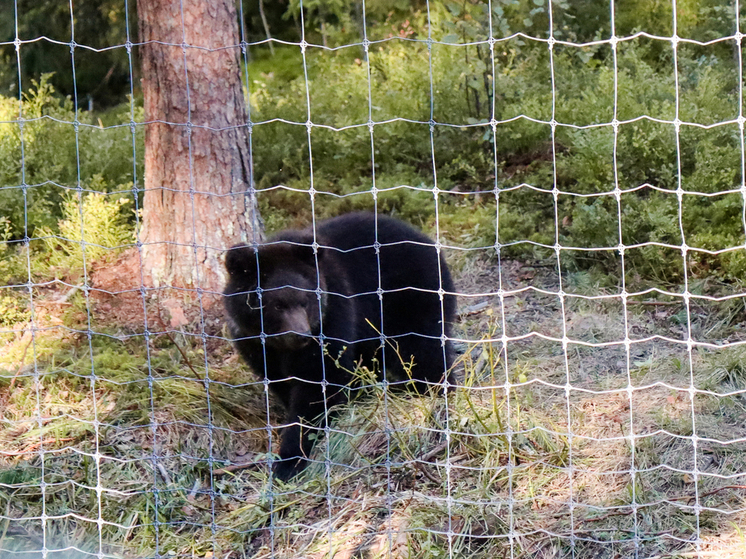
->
213 461 261 476
258 0 275 55
664 484 746 505
53 284 83 305
578 485 746 524
7 337 33 393
697 484 746 501
643 552 740 558
644 484 746 505
576 509 633 523
419 440 448 463
154 303 203 381
458 301 489 317
157 462 171 486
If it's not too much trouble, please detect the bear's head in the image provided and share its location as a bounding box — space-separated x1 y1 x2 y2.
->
224 234 326 350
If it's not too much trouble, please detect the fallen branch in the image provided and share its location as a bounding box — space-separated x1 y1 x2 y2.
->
154 303 203 381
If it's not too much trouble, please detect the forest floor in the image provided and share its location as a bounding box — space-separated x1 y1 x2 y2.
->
1 252 745 558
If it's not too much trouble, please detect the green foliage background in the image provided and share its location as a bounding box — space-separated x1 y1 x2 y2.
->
0 0 745 285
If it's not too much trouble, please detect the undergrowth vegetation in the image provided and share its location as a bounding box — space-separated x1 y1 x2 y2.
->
2 263 746 557
0 6 745 284
247 7 746 283
0 75 144 243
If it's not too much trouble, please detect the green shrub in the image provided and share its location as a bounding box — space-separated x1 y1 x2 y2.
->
0 75 143 240
0 293 29 328
37 186 134 277
248 34 746 285
1 6 742 285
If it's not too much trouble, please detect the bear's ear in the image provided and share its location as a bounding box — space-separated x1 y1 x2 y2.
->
272 230 323 268
291 238 319 268
296 234 331 268
225 245 258 278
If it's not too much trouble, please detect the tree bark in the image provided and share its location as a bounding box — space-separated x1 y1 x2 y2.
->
137 0 259 299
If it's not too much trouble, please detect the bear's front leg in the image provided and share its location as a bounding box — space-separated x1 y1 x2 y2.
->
272 375 347 481
273 381 327 481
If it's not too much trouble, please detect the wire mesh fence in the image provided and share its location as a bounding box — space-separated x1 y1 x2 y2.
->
1 0 746 558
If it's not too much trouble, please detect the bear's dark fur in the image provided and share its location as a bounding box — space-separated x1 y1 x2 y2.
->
224 212 456 480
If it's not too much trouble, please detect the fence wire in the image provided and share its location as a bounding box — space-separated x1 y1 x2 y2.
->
1 0 746 558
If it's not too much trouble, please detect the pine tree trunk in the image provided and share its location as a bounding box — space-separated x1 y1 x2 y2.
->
137 0 258 300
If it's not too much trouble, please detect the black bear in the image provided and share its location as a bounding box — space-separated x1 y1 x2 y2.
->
224 212 456 480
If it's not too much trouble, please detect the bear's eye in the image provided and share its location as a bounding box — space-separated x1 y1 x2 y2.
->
274 302 286 311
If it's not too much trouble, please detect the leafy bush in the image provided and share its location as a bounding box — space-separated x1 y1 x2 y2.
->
1 3 743 285
249 35 746 283
37 187 134 277
0 75 143 239
0 292 29 328
0 216 30 285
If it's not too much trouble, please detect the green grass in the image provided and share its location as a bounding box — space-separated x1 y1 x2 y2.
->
1 258 745 558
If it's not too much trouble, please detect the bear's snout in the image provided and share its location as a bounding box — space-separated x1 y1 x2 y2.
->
270 306 313 350
275 332 313 350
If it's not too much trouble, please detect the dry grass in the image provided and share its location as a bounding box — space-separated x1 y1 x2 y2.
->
1 256 746 558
